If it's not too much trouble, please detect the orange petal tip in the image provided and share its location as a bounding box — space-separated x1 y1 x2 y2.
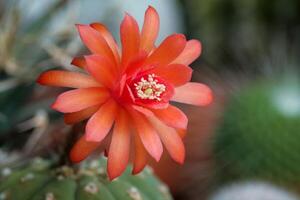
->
124 12 131 17
75 23 84 28
122 13 136 23
175 33 186 41
177 158 185 165
146 5 158 14
75 24 86 32
107 170 121 181
132 168 143 175
36 73 45 85
69 151 84 164
201 86 214 106
50 100 67 112
173 150 185 165
70 57 87 69
50 102 58 111
147 5 156 10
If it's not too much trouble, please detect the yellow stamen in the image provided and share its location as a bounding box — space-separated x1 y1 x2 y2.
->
134 74 166 101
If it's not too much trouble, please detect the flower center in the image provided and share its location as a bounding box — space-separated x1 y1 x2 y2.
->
134 74 166 101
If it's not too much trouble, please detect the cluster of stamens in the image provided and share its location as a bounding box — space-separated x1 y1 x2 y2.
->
134 74 166 101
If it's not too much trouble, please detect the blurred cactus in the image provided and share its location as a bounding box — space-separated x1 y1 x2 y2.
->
0 0 80 80
180 0 300 70
214 74 300 187
209 181 299 200
0 156 173 200
0 0 82 139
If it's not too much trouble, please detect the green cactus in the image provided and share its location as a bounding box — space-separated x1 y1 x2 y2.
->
214 75 300 187
209 181 299 200
0 157 173 200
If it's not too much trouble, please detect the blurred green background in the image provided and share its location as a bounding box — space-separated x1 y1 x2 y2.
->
0 0 300 200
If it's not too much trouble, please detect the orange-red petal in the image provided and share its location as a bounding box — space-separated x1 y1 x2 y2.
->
129 108 163 162
76 24 116 65
133 105 187 148
69 135 101 163
140 6 159 53
71 56 86 69
85 55 117 88
52 87 109 113
37 70 100 88
144 34 186 66
177 128 187 138
172 82 213 106
120 14 140 68
151 105 188 129
132 105 154 117
64 105 101 124
149 115 185 164
171 39 202 65
107 108 131 180
132 131 148 174
125 51 148 77
150 64 192 87
90 23 120 65
85 99 118 142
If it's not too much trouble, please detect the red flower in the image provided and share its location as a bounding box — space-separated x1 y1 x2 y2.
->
37 6 213 180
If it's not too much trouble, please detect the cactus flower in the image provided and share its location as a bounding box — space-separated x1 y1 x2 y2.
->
37 6 213 180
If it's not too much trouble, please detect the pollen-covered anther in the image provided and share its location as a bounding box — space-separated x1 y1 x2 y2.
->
134 74 166 101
